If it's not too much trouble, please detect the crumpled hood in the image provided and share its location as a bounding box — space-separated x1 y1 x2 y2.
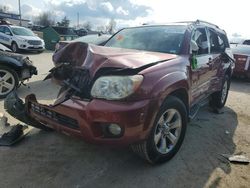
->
53 42 177 77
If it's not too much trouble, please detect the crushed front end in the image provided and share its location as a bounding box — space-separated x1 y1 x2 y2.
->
4 42 175 146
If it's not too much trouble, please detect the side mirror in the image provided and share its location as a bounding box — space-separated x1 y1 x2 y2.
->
190 40 199 54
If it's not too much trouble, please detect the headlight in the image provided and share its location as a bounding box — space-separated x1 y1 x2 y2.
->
91 75 143 100
20 39 28 43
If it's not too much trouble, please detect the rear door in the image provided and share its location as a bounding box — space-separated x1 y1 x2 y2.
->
0 26 11 46
3 27 12 46
0 26 7 45
207 28 229 94
190 27 212 104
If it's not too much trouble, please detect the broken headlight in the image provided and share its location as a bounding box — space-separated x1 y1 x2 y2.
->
91 75 143 100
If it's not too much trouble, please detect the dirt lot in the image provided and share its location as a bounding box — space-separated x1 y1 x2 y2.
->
0 52 249 188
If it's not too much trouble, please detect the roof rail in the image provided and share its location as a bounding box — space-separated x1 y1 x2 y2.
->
195 20 219 28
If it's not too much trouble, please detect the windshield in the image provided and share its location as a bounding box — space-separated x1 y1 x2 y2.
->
11 27 35 36
105 25 186 54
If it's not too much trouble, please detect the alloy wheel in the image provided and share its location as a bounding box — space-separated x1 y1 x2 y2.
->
0 70 16 96
154 108 182 154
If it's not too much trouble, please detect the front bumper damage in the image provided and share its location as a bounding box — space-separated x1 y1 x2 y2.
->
4 91 156 145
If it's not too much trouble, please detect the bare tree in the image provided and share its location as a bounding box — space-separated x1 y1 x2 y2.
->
0 5 9 13
34 12 55 27
57 16 70 27
82 21 92 31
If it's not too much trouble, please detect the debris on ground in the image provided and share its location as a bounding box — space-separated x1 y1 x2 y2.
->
0 112 30 146
212 108 224 114
0 113 8 127
220 154 250 164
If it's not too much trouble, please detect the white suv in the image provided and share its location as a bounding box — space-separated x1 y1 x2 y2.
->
0 25 45 53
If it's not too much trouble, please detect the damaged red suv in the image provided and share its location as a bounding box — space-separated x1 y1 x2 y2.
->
5 20 234 164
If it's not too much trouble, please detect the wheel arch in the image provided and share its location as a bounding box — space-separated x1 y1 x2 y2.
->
168 88 189 114
0 59 22 79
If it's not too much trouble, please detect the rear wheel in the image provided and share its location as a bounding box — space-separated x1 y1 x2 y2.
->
0 66 18 98
210 75 230 109
131 96 187 164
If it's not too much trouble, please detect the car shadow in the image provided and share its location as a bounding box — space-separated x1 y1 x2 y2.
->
230 79 250 95
0 105 238 188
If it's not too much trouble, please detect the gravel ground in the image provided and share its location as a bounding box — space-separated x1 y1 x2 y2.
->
0 52 249 188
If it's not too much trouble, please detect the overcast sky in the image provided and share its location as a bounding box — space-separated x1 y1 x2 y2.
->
0 0 249 37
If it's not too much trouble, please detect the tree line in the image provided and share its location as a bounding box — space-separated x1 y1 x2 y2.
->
33 12 116 34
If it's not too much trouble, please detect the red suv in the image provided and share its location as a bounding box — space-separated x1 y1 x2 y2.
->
5 20 234 164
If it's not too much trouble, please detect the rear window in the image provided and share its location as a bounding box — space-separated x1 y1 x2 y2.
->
105 25 187 54
243 40 250 45
231 44 250 55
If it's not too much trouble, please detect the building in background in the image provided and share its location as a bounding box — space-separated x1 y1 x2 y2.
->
0 12 30 27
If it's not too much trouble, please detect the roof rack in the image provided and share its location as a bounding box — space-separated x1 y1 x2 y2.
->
175 20 219 29
194 19 219 28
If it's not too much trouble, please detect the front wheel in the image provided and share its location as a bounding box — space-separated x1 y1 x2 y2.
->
0 66 18 99
131 96 187 164
210 75 230 109
11 42 19 53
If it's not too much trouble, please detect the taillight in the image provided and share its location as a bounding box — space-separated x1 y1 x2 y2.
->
234 54 248 63
238 57 247 61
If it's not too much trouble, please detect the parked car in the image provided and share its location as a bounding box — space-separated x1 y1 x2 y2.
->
242 39 250 45
231 44 250 79
74 28 88 36
5 20 234 164
54 34 111 52
0 25 45 53
0 44 37 98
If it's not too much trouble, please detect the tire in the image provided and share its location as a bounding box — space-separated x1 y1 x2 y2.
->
210 75 230 109
131 96 187 164
0 65 19 99
11 42 19 53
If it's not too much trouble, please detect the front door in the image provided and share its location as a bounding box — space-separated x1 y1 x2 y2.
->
190 27 212 105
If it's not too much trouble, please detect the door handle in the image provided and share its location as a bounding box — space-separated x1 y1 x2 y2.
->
207 57 213 66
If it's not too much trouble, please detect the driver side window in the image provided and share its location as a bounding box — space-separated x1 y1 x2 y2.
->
4 27 11 35
0 26 4 33
192 28 208 55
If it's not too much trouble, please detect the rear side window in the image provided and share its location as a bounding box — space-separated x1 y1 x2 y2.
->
192 28 209 55
208 29 227 53
243 40 250 45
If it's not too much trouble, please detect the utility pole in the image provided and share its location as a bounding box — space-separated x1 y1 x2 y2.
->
77 12 79 28
18 0 22 26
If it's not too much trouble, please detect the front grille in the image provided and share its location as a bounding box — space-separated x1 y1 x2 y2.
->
31 103 79 130
28 40 42 45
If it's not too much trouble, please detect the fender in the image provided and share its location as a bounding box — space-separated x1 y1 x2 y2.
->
150 71 189 108
0 55 23 68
